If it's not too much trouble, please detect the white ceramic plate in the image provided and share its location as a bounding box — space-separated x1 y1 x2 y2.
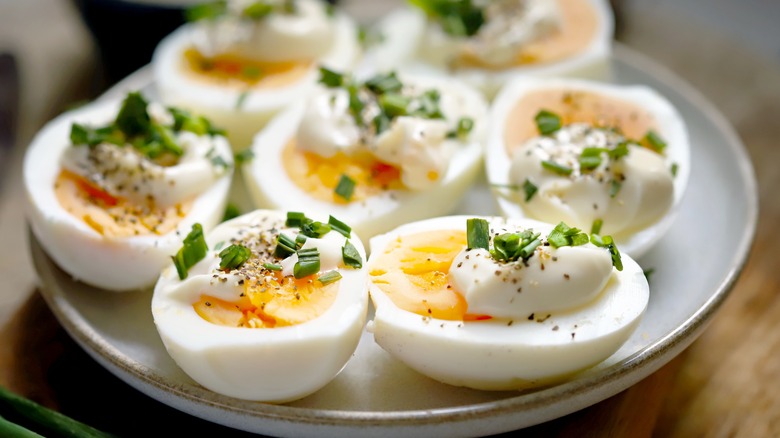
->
29 44 758 438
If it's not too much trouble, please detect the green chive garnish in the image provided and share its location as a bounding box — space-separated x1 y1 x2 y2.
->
490 230 541 262
318 66 345 88
317 270 342 285
609 142 629 160
294 247 320 279
590 234 623 271
328 215 352 238
522 178 538 202
547 222 588 248
274 233 297 258
643 130 667 153
286 211 307 227
222 203 240 222
609 179 622 198
234 149 255 164
263 262 282 271
579 147 603 171
542 160 573 176
591 219 603 235
454 117 474 139
335 174 356 201
378 93 410 118
243 2 274 19
295 233 307 248
219 244 252 270
171 223 208 280
365 71 403 94
466 218 490 250
671 162 679 177
301 221 331 238
534 109 562 136
342 240 363 269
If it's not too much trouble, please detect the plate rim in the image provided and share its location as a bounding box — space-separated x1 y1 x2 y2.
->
30 42 759 433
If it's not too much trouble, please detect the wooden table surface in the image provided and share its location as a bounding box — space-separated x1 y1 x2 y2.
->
1 2 778 437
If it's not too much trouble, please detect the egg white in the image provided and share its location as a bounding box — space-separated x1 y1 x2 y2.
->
486 77 691 258
152 6 361 151
24 99 233 292
151 209 368 403
358 0 614 99
242 72 489 243
366 215 649 391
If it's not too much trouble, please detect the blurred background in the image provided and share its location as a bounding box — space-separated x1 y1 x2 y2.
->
0 0 778 436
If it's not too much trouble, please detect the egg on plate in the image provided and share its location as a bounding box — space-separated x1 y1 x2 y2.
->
152 0 361 151
359 0 614 99
24 91 234 291
486 77 690 258
242 67 489 241
366 215 648 390
151 209 368 402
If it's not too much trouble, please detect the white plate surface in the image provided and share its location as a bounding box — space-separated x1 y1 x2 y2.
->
30 44 758 438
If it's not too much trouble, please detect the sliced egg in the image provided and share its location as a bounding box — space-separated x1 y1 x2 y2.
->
359 0 614 99
151 209 368 402
486 77 690 258
24 92 234 291
152 0 361 151
242 69 489 242
366 215 648 390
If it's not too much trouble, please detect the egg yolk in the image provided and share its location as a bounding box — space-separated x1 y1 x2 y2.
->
183 48 312 89
282 139 404 203
194 273 339 328
54 170 190 238
455 0 598 69
504 89 658 156
369 230 489 321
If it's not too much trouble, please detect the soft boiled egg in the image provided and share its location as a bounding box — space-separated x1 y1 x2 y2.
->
242 67 489 241
152 0 361 151
359 0 614 99
366 215 648 390
486 77 690 258
24 91 234 291
151 209 368 402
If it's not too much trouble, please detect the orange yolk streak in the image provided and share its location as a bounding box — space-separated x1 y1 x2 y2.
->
369 230 491 321
183 48 312 89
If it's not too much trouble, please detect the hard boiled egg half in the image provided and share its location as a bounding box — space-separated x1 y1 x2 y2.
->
151 209 368 402
24 91 234 291
152 0 361 151
242 68 489 241
360 0 614 99
367 215 648 390
486 77 690 258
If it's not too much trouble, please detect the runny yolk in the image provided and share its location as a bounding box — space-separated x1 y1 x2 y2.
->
194 272 339 328
183 48 312 89
282 139 404 203
54 170 190 238
369 230 489 321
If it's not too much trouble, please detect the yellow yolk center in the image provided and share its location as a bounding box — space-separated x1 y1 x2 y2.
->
54 170 189 238
183 48 312 89
369 230 489 321
282 139 404 203
194 272 339 328
456 0 599 69
504 89 659 156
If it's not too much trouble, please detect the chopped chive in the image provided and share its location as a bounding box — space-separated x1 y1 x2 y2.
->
346 83 365 127
453 117 474 139
547 222 587 248
579 149 602 170
185 1 228 21
522 178 538 202
342 240 363 268
241 65 262 79
609 179 622 198
115 91 151 137
219 244 252 270
318 270 342 285
534 109 562 135
286 211 307 227
243 2 274 19
274 233 296 258
466 218 490 250
318 66 345 88
301 221 331 238
643 268 654 281
541 160 573 176
295 233 307 248
591 219 603 235
235 91 249 110
328 215 352 238
294 248 320 279
334 174 356 201
210 154 230 169
365 71 403 94
378 93 410 118
264 262 282 271
671 162 679 177
413 89 444 119
590 234 623 271
609 142 630 160
643 130 667 153
171 223 208 280
517 238 542 259
571 233 589 246
372 113 391 135
222 203 240 222
234 149 255 164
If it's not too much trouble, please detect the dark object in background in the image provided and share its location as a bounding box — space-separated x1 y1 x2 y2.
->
71 0 190 90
